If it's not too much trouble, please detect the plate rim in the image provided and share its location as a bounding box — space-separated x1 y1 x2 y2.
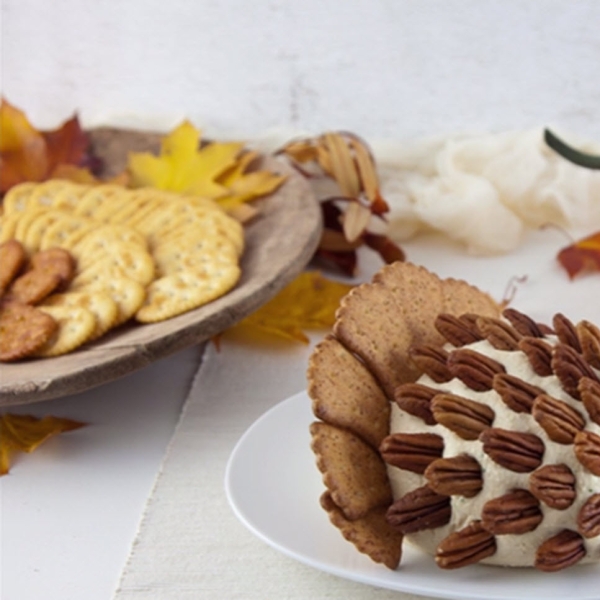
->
225 390 600 600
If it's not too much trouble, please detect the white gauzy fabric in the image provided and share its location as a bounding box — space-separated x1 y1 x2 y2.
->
375 129 600 255
113 333 431 600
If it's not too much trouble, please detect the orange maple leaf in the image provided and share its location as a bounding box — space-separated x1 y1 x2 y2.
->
0 98 97 194
557 232 600 279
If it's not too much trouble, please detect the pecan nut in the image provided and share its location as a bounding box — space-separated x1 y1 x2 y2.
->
577 320 600 369
502 308 545 337
447 348 506 391
552 343 600 400
431 393 495 440
531 394 586 444
528 464 576 510
408 344 452 383
553 313 582 352
577 493 600 539
435 521 496 569
476 316 522 351
393 383 437 425
480 427 544 473
434 313 482 347
424 454 483 498
379 432 444 474
492 373 544 414
518 337 554 376
386 484 451 534
535 529 586 572
574 430 600 476
580 376 600 426
481 489 542 534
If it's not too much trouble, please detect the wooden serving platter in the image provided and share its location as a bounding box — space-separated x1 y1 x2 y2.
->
0 128 323 406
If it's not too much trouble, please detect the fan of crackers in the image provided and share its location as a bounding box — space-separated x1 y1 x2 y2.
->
0 179 244 361
307 261 500 569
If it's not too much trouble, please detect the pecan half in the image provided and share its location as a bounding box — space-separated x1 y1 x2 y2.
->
431 393 495 440
574 430 600 476
503 308 545 337
531 394 586 444
553 313 582 352
379 432 444 474
435 521 496 569
577 494 600 539
580 376 600 426
480 428 544 473
577 320 600 369
518 337 554 377
424 454 483 498
552 343 600 400
386 485 451 534
492 373 545 414
529 464 576 510
535 529 585 572
476 316 522 351
409 344 452 383
394 383 437 425
434 313 482 347
481 489 542 535
447 348 506 391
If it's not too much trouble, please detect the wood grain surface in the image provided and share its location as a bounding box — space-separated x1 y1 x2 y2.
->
0 128 322 406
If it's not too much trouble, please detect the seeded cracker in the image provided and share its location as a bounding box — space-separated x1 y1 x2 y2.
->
0 302 58 361
0 240 27 295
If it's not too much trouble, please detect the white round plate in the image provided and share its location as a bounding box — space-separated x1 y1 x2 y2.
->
225 391 600 600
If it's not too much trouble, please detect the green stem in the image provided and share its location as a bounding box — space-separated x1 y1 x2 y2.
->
544 128 600 169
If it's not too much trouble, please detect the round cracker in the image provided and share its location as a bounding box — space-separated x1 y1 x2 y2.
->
39 213 96 249
135 262 240 323
75 242 155 285
21 210 67 253
72 275 146 326
2 182 37 214
28 179 72 209
42 290 118 340
34 304 96 356
52 181 92 209
74 184 124 219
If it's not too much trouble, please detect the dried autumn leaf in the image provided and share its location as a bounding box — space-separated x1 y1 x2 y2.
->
0 98 98 195
279 131 404 275
0 413 85 475
127 120 286 207
230 271 354 343
557 232 600 279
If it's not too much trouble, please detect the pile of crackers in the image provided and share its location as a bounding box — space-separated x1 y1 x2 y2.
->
0 179 244 361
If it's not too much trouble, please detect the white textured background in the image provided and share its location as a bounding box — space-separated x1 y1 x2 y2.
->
3 0 600 140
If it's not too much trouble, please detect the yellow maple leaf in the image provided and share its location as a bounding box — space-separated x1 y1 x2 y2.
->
0 413 85 475
230 271 354 343
127 121 286 206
